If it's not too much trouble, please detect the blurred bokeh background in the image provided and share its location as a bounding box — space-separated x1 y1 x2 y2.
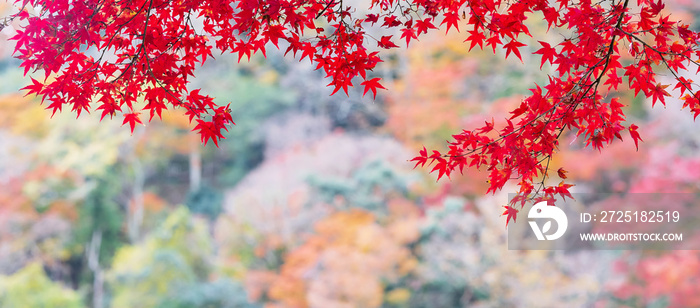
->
2 0 700 307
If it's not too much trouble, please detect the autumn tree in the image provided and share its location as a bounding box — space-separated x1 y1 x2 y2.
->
6 0 700 224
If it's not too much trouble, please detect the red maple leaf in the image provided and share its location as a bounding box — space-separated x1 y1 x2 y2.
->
441 12 460 33
502 205 519 227
503 39 526 62
20 77 43 97
465 30 486 51
365 14 378 24
360 78 386 99
122 112 143 135
557 167 568 179
415 18 436 35
485 35 502 53
674 76 692 95
400 28 417 46
410 146 428 168
629 124 643 151
649 83 671 107
555 181 574 200
533 41 556 69
377 35 399 49
193 119 225 147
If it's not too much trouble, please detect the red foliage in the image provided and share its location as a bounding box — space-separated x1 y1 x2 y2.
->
8 0 700 224
612 251 700 307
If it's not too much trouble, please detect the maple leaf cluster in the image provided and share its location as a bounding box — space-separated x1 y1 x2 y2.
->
7 0 700 225
407 0 700 225
10 0 392 145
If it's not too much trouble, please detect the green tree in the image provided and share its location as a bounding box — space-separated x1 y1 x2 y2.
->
108 208 252 308
70 171 126 308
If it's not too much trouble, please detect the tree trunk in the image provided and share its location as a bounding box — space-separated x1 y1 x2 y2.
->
87 229 104 308
189 134 202 192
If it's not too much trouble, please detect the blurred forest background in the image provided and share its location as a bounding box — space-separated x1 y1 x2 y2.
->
2 0 700 307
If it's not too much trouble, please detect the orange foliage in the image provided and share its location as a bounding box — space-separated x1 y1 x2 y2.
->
268 237 325 308
0 176 33 227
133 192 168 213
45 200 79 221
248 206 421 308
384 33 481 151
0 165 80 222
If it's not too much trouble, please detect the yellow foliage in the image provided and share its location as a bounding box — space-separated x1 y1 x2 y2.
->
0 263 84 308
259 70 279 84
108 208 212 308
385 288 411 305
0 94 49 137
313 209 374 245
